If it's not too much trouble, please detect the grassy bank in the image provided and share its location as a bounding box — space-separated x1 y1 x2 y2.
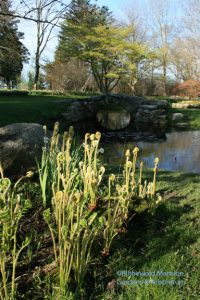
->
172 108 200 130
147 96 200 130
0 94 86 128
100 170 200 300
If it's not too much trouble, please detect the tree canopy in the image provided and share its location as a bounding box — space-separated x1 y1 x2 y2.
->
0 0 29 87
55 0 147 93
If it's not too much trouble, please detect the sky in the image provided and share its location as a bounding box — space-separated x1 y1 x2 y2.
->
15 0 184 78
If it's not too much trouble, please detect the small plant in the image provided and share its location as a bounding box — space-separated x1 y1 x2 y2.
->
79 131 104 210
37 123 81 208
37 123 59 208
0 166 31 300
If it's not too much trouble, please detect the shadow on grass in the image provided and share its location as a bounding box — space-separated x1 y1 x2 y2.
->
111 194 198 270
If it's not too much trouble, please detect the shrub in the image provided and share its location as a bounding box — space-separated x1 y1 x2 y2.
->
29 90 65 96
69 90 100 96
0 90 29 96
173 80 200 99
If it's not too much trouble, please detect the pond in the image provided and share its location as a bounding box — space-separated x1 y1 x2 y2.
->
103 130 200 173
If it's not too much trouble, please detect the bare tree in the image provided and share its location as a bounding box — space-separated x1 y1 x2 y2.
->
149 0 175 95
19 1 70 88
0 0 70 89
45 58 95 92
170 37 200 81
0 0 69 25
184 0 200 38
118 1 153 94
174 0 200 81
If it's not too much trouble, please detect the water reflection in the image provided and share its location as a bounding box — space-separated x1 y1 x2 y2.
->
103 131 200 173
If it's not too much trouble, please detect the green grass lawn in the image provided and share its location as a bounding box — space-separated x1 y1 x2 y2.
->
0 94 86 129
99 170 200 300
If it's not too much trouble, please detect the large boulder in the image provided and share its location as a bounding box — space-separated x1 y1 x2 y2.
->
0 123 46 175
96 110 131 130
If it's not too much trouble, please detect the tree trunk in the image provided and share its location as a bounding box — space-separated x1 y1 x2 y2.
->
163 60 167 96
6 79 11 89
34 50 40 89
128 79 137 94
151 66 154 95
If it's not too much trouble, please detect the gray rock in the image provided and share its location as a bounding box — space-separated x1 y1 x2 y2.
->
142 99 169 108
172 113 184 122
174 122 188 128
61 106 92 123
96 110 131 130
135 103 168 127
0 123 46 175
140 105 158 110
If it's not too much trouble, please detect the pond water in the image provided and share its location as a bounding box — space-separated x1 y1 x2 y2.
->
103 130 200 173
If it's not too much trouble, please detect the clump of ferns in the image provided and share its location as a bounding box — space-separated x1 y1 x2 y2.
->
41 126 161 296
43 153 103 296
41 131 106 296
37 122 83 208
79 131 104 211
0 166 32 300
122 147 161 209
100 148 161 256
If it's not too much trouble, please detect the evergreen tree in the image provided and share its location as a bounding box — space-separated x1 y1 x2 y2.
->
0 0 29 88
56 0 113 60
56 0 146 93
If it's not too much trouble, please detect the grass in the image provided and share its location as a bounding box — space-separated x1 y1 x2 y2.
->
0 94 87 128
2 94 200 130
